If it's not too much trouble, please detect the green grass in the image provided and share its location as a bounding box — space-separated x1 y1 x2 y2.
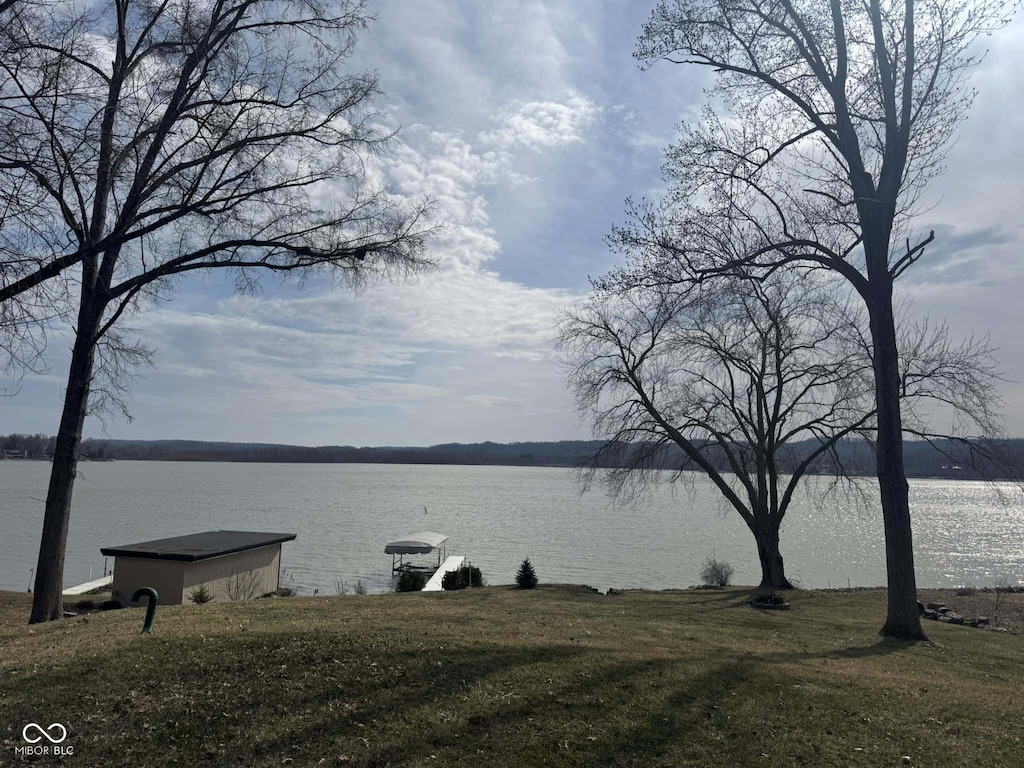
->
1 586 1022 767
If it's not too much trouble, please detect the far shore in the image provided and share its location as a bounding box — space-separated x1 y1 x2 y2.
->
3 434 1017 480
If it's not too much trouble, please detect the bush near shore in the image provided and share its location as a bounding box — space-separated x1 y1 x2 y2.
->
1 587 1022 767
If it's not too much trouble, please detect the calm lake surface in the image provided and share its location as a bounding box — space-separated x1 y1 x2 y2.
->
1 461 1021 594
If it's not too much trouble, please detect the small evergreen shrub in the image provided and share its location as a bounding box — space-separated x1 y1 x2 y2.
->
396 571 427 592
442 565 485 591
441 570 462 590
188 585 213 604
700 554 734 588
75 599 96 611
515 558 538 589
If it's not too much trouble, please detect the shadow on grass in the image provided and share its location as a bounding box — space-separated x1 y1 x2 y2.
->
832 637 919 659
1 630 771 767
751 636 919 668
0 633 589 767
0 600 929 768
619 589 761 621
330 652 772 767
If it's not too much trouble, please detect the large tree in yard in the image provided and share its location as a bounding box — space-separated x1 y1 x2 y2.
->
562 273 873 590
0 0 432 623
632 0 1013 638
560 265 1002 590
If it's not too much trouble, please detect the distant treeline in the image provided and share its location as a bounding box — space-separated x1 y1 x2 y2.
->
1 433 1021 479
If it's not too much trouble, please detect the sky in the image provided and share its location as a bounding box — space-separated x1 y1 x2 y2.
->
1 1 1023 446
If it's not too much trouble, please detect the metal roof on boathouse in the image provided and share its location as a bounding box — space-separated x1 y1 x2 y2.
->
101 530 297 562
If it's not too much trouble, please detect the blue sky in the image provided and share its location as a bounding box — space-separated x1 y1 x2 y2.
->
2 0 1023 446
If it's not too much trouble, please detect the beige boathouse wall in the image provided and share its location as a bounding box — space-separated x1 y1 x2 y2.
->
181 545 282 603
111 556 187 607
111 544 282 606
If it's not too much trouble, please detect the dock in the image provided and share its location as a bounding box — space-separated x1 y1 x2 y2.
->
62 575 113 596
422 555 465 592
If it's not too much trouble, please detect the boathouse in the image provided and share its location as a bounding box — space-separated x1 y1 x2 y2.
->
101 530 296 607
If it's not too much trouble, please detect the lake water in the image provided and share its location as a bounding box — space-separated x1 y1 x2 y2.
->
1 461 1022 595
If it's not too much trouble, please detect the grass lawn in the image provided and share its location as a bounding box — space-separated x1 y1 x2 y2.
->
1 586 1022 767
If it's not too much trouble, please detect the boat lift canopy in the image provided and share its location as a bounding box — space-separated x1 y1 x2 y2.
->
385 532 449 555
386 531 449 573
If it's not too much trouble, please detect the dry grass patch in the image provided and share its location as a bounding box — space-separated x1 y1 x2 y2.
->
0 587 1021 767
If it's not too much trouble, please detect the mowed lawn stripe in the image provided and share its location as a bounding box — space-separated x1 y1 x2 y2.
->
0 587 1021 767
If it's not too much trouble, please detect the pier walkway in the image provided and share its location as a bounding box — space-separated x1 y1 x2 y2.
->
62 575 113 596
422 556 465 592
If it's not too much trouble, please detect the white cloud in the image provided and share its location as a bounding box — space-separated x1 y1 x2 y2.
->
480 95 599 152
7 2 1022 444
464 394 528 409
131 9 1024 442
59 1 613 445
109 88 594 442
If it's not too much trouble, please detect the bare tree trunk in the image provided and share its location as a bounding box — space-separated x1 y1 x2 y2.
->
756 524 792 590
869 289 926 640
6 1 432 625
28 299 102 624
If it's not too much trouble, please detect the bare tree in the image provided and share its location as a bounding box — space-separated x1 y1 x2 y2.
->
562 272 865 588
0 282 62 395
0 0 433 623
560 267 1004 591
0 0 72 388
226 570 264 601
630 0 1014 638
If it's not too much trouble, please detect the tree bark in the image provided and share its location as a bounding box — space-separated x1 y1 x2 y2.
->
868 286 926 639
756 524 793 590
28 298 103 624
850 158 926 639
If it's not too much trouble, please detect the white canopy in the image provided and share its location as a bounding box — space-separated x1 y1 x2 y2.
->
384 531 449 555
